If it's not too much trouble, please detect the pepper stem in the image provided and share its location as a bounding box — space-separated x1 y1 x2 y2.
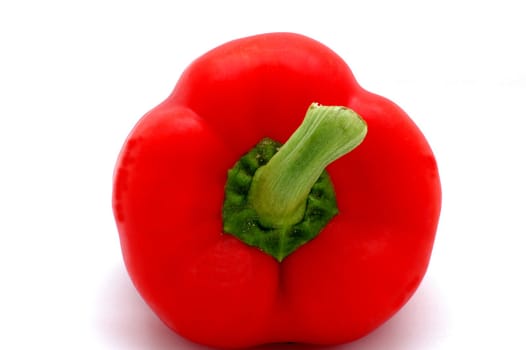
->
248 103 367 228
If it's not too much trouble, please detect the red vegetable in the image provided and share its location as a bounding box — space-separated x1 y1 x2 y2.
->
112 32 441 348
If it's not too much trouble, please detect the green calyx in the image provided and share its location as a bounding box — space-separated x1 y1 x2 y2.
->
222 103 367 262
222 138 338 261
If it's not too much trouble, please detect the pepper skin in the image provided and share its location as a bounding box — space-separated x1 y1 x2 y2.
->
112 32 441 348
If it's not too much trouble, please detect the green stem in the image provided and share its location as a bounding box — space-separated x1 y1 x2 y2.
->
222 102 367 261
248 103 367 228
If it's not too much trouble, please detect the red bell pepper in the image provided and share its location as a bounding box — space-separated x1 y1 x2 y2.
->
112 32 441 348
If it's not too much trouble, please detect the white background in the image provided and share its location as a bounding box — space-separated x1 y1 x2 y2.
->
1 1 525 349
